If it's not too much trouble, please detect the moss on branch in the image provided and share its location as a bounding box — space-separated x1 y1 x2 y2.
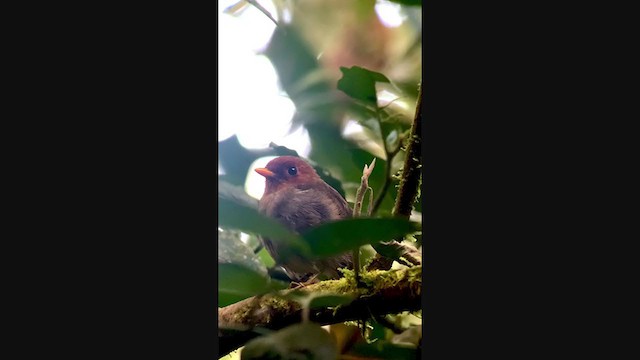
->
218 266 422 356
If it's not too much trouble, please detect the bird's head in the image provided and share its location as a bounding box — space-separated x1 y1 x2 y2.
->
255 156 321 195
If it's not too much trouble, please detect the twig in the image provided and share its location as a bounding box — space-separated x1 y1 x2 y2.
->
352 158 375 218
352 158 376 285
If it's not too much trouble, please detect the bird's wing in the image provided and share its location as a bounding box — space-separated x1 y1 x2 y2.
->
264 183 350 233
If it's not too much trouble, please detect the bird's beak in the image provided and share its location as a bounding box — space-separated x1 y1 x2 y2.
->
255 167 276 178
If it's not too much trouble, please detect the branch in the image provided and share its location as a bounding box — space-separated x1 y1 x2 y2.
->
369 83 423 270
393 82 422 219
218 266 422 356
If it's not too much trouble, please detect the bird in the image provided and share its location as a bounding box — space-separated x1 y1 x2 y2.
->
254 156 353 283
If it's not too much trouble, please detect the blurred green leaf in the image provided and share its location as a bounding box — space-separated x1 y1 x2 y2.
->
219 263 288 307
269 142 299 157
218 197 311 258
218 229 266 276
368 318 390 342
256 247 276 268
301 217 420 258
219 180 259 210
337 66 390 107
219 135 276 186
265 25 337 125
241 323 338 360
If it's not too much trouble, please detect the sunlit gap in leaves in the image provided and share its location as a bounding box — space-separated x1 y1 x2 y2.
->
342 120 386 160
244 156 278 200
377 89 411 112
240 232 251 245
375 0 407 28
218 0 311 161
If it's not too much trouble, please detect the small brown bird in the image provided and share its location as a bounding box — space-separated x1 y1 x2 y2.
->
255 156 352 282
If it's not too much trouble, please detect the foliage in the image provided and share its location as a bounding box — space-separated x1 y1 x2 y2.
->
219 0 422 358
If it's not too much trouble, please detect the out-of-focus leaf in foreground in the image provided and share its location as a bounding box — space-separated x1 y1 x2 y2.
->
241 323 338 360
218 229 266 276
337 66 390 107
219 180 258 210
219 135 275 186
219 263 288 307
301 217 420 258
218 197 311 258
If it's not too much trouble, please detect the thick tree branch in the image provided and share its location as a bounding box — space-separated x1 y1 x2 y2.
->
218 266 422 357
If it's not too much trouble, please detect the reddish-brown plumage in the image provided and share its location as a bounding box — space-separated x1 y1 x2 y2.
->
255 156 352 282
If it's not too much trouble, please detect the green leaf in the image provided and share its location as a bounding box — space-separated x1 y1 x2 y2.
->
337 66 390 106
218 229 266 276
269 142 300 157
301 217 420 258
241 323 338 360
256 247 275 268
219 264 288 307
218 197 311 258
265 26 336 122
219 135 276 186
219 180 259 210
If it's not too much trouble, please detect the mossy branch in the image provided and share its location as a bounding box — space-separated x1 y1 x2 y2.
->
218 266 422 357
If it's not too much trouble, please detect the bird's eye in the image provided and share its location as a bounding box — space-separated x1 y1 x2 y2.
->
288 166 297 176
